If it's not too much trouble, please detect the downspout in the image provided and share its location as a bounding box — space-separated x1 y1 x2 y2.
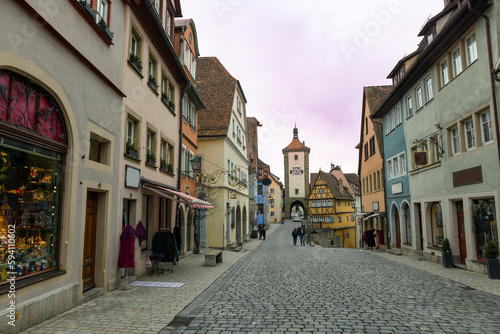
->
468 1 500 166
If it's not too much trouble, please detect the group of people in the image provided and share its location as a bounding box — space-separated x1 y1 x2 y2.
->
292 226 306 246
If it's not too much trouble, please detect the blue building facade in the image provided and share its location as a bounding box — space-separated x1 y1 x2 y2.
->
381 98 412 250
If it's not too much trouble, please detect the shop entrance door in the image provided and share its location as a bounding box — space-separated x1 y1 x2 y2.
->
395 213 401 248
457 210 467 264
83 191 98 291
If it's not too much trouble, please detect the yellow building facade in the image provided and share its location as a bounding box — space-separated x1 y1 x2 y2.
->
306 171 356 248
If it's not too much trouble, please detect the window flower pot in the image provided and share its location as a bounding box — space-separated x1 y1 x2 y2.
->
78 1 96 21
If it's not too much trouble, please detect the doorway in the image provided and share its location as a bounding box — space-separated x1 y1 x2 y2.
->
83 191 98 291
456 201 467 264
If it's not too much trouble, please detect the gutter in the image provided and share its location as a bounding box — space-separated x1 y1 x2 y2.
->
467 0 500 167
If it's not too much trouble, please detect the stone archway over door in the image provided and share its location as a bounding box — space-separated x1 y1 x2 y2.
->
290 200 305 218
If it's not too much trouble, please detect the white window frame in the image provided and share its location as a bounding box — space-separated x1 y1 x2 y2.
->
395 105 401 126
406 95 413 118
480 110 493 145
464 119 475 151
452 48 462 78
127 119 135 145
466 33 478 66
415 86 423 110
390 110 395 131
425 76 434 101
451 126 460 156
440 59 449 87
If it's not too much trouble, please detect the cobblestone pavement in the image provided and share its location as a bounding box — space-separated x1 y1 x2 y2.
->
21 221 500 334
160 222 500 334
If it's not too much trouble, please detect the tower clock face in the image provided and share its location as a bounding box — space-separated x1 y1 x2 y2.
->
292 167 301 175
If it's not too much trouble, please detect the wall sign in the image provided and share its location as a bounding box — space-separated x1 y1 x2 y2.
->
125 165 140 189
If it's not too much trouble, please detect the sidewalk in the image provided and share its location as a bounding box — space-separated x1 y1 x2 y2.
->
369 249 500 297
21 223 281 334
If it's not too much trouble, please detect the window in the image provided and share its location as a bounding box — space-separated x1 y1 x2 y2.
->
270 211 275 218
129 26 142 72
480 110 493 144
153 0 160 14
337 200 341 206
97 0 109 24
406 95 413 118
369 136 375 156
270 188 275 194
166 10 172 38
440 59 449 87
395 105 401 126
464 119 475 150
338 216 342 223
466 33 477 66
365 117 368 134
385 116 390 135
388 153 406 179
294 154 298 160
425 76 434 101
295 189 299 195
430 202 444 248
452 48 462 78
403 203 412 245
364 143 369 160
126 118 137 147
89 134 110 165
148 53 157 90
390 110 395 131
415 86 423 110
451 126 460 155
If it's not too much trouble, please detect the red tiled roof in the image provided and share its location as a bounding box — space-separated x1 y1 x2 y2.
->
283 138 310 152
196 57 237 137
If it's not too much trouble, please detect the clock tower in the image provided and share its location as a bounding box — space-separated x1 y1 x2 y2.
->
283 125 310 219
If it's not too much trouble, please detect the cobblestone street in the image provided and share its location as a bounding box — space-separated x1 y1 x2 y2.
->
160 222 500 334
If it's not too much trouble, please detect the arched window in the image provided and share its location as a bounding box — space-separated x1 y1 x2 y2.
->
0 69 67 286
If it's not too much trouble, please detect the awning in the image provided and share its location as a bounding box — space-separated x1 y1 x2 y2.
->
142 183 213 209
364 212 384 221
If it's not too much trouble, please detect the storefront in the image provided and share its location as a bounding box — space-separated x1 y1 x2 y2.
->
0 69 67 289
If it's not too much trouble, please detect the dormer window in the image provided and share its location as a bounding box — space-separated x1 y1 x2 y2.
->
427 32 434 44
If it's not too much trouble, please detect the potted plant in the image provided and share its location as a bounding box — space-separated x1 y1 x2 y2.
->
97 18 114 41
160 159 167 171
168 99 175 110
125 142 138 159
166 162 174 173
129 53 142 71
148 75 157 91
146 151 156 165
441 238 454 268
161 93 169 104
485 241 500 279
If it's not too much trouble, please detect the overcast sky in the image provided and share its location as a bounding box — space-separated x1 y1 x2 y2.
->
181 1 446 182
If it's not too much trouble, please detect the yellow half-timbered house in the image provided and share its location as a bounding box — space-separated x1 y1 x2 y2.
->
306 170 356 248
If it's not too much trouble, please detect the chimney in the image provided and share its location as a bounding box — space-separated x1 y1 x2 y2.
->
339 179 343 195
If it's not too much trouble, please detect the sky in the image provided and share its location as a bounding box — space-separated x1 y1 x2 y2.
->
180 0 446 182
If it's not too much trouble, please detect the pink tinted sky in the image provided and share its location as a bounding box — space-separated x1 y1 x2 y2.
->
180 1 446 182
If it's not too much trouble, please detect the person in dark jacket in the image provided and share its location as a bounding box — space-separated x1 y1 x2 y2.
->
298 226 306 246
292 228 299 246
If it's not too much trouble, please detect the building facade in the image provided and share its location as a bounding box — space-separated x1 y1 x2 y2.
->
307 171 356 248
374 0 500 274
268 173 284 223
358 86 392 251
0 0 124 331
196 57 250 249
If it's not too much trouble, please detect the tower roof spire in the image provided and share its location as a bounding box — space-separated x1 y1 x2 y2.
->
293 124 298 139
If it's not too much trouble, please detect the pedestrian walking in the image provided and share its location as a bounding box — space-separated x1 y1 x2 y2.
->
292 228 298 246
262 226 266 240
258 224 264 240
299 225 306 246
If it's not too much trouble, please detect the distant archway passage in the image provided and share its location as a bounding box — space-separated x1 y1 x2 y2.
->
289 200 306 219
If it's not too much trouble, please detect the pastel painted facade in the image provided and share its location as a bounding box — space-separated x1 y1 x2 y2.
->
197 57 250 249
246 117 262 236
174 18 207 255
306 171 356 248
373 0 500 274
0 1 124 331
120 0 186 282
358 86 391 250
268 174 284 223
256 159 270 227
283 126 310 218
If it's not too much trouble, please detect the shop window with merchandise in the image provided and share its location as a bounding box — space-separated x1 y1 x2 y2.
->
472 199 497 262
0 69 67 290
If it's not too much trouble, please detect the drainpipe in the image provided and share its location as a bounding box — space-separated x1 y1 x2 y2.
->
467 1 500 166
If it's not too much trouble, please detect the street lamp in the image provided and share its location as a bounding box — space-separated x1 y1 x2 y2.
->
190 157 201 172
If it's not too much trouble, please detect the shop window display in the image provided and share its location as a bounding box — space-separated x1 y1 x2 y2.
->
430 202 444 247
472 199 497 261
0 69 67 286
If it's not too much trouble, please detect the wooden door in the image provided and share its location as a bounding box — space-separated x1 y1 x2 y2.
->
83 192 98 291
395 212 401 248
457 210 467 264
